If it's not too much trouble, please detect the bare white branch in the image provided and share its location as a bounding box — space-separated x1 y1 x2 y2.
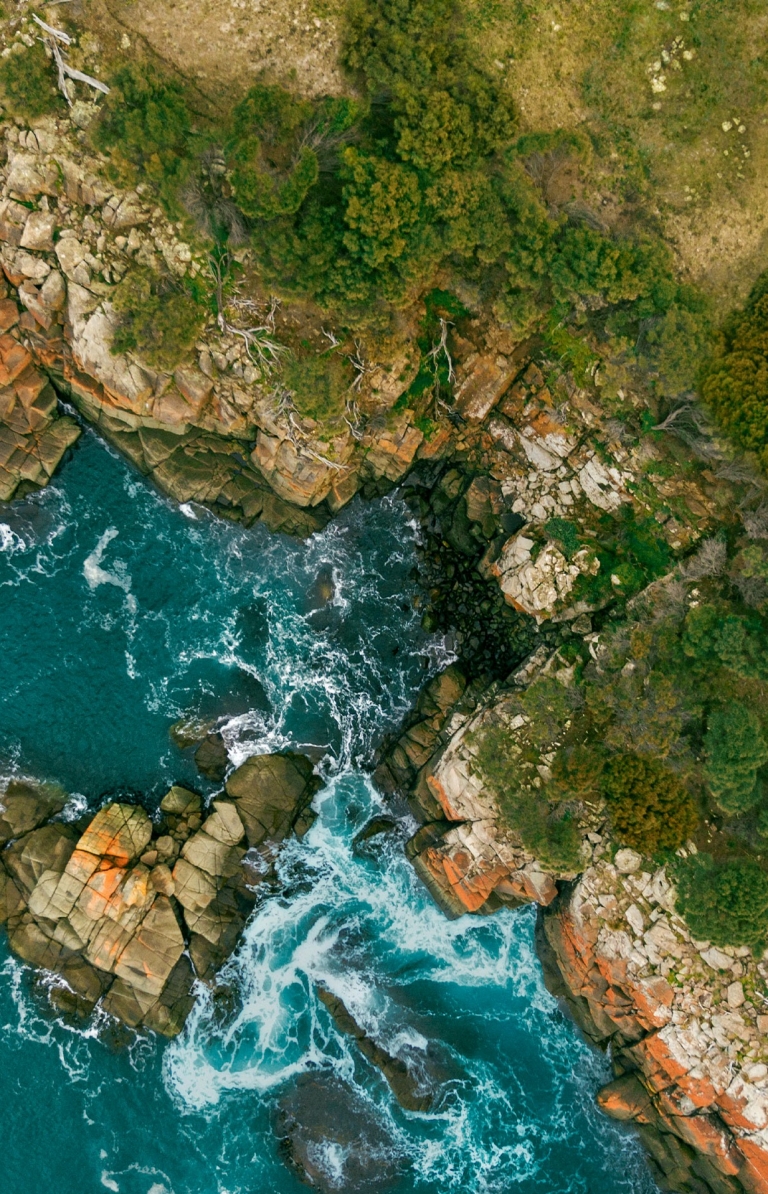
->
32 13 72 43
61 62 110 94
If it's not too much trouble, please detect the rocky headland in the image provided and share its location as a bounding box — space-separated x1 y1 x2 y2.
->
1 75 767 1194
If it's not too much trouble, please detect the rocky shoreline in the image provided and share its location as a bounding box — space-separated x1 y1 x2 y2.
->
0 754 318 1036
0 105 764 1194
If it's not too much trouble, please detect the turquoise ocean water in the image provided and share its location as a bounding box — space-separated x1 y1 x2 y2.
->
0 429 658 1194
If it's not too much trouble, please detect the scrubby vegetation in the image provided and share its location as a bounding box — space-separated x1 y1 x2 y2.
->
111 269 207 370
473 679 583 873
282 348 354 426
0 40 63 119
702 274 768 468
601 753 698 853
675 853 768 951
92 63 196 205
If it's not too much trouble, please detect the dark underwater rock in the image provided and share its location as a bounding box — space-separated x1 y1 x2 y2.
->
316 986 436 1113
276 1073 403 1192
194 732 229 782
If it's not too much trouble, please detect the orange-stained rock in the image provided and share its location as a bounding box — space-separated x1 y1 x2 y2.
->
0 334 31 385
677 1073 719 1109
663 1111 742 1175
736 1137 768 1194
425 773 463 821
597 1074 654 1123
0 299 19 333
717 1090 765 1133
626 975 675 1029
76 804 152 868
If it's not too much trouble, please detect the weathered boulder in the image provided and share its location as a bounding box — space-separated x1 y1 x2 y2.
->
225 752 320 846
159 786 202 817
0 778 67 844
113 895 185 998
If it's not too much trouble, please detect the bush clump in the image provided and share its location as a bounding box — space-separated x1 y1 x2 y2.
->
92 62 194 195
702 273 768 467
602 752 698 853
704 702 768 814
111 269 206 370
473 716 582 872
283 349 354 426
0 41 62 119
676 853 768 951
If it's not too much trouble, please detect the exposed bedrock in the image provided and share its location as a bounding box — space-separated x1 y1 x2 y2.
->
377 655 768 1194
0 752 319 1035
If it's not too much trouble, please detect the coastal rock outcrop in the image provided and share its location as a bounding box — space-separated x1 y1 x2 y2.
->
377 655 592 919
0 115 428 533
539 859 768 1194
0 752 319 1035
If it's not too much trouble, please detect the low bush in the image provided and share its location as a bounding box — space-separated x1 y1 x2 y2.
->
675 854 768 950
282 349 354 426
473 717 582 872
111 269 207 370
0 41 63 119
92 62 194 197
602 752 698 853
702 273 768 466
704 702 768 814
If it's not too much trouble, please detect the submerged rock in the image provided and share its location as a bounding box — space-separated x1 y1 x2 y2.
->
194 732 228 782
276 1073 403 1192
0 754 317 1036
316 985 437 1113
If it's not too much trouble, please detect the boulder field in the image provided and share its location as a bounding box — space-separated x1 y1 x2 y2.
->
0 752 319 1036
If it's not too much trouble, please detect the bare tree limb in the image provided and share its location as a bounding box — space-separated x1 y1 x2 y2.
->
32 14 72 43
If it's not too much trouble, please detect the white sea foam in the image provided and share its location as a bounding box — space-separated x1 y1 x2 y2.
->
83 527 137 614
0 523 25 554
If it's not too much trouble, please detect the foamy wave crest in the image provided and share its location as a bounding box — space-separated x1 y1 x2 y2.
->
83 527 137 614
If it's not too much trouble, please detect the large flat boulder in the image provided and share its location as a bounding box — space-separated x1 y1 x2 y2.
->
76 803 152 866
113 896 184 998
225 752 320 846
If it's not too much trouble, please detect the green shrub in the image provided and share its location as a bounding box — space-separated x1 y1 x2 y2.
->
282 349 354 426
520 677 573 747
701 274 768 465
473 719 582 872
550 743 606 798
545 517 581 560
111 269 207 370
92 62 193 193
227 85 336 221
602 752 698 853
704 703 768 814
0 41 62 119
676 854 768 950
